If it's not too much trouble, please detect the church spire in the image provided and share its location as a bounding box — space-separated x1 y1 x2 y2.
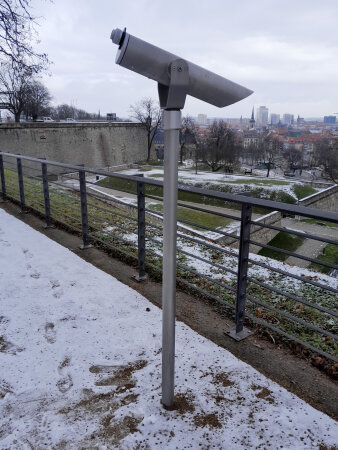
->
249 107 255 129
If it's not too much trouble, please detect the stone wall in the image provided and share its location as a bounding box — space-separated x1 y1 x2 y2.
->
0 122 147 174
299 185 338 212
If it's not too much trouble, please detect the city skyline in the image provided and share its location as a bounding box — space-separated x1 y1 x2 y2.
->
30 0 338 119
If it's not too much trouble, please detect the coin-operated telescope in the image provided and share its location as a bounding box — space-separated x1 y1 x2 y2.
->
110 27 253 410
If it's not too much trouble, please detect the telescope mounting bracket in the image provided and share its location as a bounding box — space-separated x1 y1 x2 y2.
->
158 59 189 110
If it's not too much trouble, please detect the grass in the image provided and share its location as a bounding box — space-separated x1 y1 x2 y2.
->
148 203 234 231
258 231 305 261
310 244 338 274
293 184 317 199
218 178 290 186
301 218 338 228
2 167 337 363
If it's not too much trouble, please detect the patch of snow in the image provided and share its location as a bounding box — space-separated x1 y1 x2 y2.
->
0 209 337 448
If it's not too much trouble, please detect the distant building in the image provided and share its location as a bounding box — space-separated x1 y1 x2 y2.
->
282 113 294 126
243 129 259 148
296 115 305 126
270 113 280 125
106 113 116 121
249 107 256 129
257 106 269 126
324 116 336 124
197 114 207 125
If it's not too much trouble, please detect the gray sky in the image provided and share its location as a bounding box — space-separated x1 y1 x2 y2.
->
32 0 338 119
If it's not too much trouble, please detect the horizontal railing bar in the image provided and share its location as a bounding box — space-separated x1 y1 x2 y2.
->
49 190 81 206
176 276 236 311
247 276 338 317
1 151 337 222
176 232 239 258
49 206 82 225
250 239 337 270
49 197 81 215
176 262 237 294
247 294 337 340
86 198 138 223
88 223 137 245
176 201 241 222
177 248 238 276
146 234 238 278
87 214 137 236
248 257 338 294
88 232 138 261
250 220 338 246
174 218 240 240
245 313 338 363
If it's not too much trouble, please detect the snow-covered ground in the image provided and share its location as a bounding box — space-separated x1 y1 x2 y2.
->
0 209 337 449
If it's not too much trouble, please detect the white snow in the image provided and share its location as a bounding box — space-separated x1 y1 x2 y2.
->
0 209 337 449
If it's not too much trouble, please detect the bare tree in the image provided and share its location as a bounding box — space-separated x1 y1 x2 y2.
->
314 138 338 183
262 133 281 177
129 98 162 162
24 80 51 120
179 115 196 164
202 120 237 172
0 59 34 121
0 0 48 68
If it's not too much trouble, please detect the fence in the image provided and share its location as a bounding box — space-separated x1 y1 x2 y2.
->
0 151 337 363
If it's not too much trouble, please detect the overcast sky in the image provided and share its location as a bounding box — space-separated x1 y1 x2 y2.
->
31 0 338 119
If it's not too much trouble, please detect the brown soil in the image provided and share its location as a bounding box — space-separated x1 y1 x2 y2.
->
1 202 337 420
193 412 222 429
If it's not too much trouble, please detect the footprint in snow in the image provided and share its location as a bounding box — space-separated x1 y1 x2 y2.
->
44 322 56 344
56 356 73 393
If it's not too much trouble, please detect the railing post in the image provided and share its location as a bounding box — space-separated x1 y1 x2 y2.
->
0 154 7 202
135 174 147 281
229 202 252 340
41 160 54 228
78 168 92 249
16 156 25 213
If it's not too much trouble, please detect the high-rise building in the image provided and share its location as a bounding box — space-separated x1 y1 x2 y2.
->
282 113 294 126
197 114 207 125
257 106 269 126
270 113 280 125
324 116 336 124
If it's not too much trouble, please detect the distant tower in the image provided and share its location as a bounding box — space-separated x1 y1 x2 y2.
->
249 107 255 129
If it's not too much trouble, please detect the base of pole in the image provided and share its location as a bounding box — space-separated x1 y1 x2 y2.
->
43 224 55 229
133 273 148 282
79 243 93 250
227 327 252 341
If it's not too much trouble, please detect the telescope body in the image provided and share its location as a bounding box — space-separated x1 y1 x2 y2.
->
111 29 252 108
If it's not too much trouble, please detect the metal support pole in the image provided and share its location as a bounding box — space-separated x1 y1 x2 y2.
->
229 202 252 340
41 161 54 228
17 156 25 213
79 169 92 249
0 154 7 202
135 174 147 281
162 109 181 409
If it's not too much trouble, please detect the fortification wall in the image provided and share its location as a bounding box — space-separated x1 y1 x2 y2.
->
0 122 147 174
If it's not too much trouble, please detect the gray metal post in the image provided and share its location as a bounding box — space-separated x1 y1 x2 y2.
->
41 161 53 228
162 109 181 409
16 156 25 213
229 202 252 340
0 154 6 201
136 174 147 281
79 169 91 249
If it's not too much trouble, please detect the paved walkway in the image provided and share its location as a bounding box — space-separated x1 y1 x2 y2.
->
282 218 338 268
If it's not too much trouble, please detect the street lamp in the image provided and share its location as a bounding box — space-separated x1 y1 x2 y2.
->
110 27 253 409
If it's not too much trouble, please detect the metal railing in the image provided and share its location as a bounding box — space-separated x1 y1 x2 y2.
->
0 151 337 363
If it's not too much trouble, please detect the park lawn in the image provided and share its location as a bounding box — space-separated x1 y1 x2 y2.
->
258 231 305 262
293 184 317 199
310 244 338 274
301 218 338 228
148 203 234 231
